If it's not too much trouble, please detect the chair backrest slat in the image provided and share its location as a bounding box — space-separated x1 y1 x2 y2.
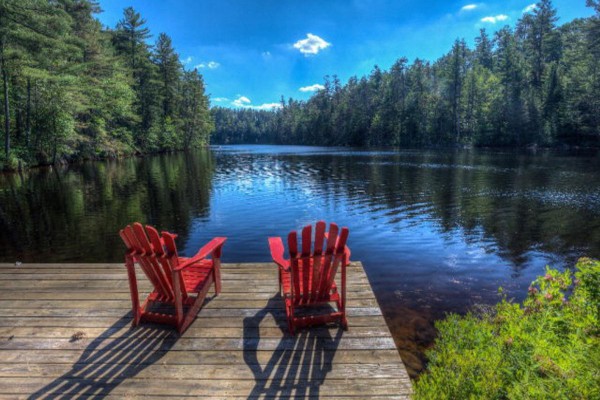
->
325 227 349 293
301 225 312 256
310 221 327 301
300 225 312 302
122 225 140 252
132 223 153 253
145 225 164 256
314 221 326 254
287 231 302 303
162 231 179 260
317 223 339 297
288 230 298 258
325 223 339 254
119 229 134 252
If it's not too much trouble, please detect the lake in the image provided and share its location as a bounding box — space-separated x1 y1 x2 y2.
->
2 145 600 376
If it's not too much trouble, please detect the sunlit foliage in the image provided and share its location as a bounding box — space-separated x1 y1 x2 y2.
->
415 258 600 399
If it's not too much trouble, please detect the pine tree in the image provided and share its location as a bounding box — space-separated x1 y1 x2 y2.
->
114 7 151 74
447 39 469 144
474 29 493 70
495 27 527 145
180 69 212 147
154 33 181 121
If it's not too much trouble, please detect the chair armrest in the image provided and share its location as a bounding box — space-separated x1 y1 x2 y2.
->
268 237 290 271
174 237 227 271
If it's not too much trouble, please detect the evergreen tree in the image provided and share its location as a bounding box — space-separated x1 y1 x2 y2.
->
114 7 150 73
180 69 212 147
474 29 493 70
154 33 181 121
495 27 527 145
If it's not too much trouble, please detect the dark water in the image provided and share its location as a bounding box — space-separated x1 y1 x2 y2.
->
2 145 600 376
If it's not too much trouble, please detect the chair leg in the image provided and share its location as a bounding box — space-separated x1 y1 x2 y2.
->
278 268 282 295
287 303 295 335
341 314 348 330
335 298 348 330
125 258 142 327
340 261 347 330
179 275 215 334
173 273 184 331
213 258 222 295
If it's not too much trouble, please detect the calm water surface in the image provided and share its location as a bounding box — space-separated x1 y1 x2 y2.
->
2 145 600 376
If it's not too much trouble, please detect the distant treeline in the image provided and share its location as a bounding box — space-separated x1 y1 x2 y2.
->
212 0 600 148
0 1 212 170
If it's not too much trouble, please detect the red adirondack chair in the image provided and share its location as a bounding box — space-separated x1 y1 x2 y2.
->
269 221 351 334
119 222 226 333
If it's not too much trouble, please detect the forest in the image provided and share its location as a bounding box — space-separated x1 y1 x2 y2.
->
212 0 600 148
0 1 213 170
2 1 600 172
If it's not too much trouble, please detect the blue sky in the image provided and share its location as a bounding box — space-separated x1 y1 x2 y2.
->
98 1 594 110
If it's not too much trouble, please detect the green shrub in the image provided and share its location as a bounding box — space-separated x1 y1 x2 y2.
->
414 258 600 400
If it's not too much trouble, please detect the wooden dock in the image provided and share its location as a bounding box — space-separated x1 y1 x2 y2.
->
0 262 412 399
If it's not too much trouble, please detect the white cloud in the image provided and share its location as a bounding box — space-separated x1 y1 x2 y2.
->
481 14 508 23
232 96 251 107
253 103 282 110
299 84 325 92
523 4 536 13
461 4 478 11
231 96 282 110
194 61 220 69
181 56 193 64
293 33 331 55
212 97 229 102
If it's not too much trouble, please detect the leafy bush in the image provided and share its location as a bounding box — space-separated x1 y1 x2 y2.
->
414 258 600 400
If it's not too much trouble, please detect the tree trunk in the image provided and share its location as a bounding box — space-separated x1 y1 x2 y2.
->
34 82 41 151
26 78 31 147
131 30 135 73
52 116 57 165
2 52 9 159
15 106 22 140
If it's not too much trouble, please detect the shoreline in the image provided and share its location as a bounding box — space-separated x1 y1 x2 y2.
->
4 142 599 174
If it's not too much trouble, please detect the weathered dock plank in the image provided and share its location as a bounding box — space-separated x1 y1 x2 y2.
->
0 262 412 399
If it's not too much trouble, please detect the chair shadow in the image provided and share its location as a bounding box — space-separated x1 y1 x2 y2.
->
243 294 344 399
28 315 179 400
